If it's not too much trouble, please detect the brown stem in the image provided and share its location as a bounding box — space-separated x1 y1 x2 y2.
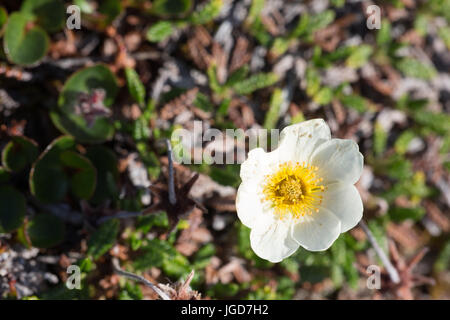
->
359 220 401 284
112 258 171 300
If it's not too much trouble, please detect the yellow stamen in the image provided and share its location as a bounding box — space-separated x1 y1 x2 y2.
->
262 161 324 220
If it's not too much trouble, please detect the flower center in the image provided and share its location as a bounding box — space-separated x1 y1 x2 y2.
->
262 161 325 220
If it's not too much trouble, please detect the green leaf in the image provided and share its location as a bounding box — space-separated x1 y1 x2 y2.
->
331 264 344 288
217 98 231 116
133 239 174 270
305 67 321 97
209 164 241 187
79 257 95 272
346 45 373 68
136 212 169 233
434 240 450 273
98 0 122 24
396 58 436 80
3 12 49 66
162 253 191 278
299 265 330 284
249 19 271 46
368 220 388 257
193 92 214 112
207 64 224 94
438 27 450 50
394 130 416 155
393 171 430 202
74 0 94 14
225 65 249 87
246 0 265 26
52 64 118 143
389 206 426 222
270 37 291 58
305 10 335 36
290 13 309 38
207 283 240 299
2 136 38 172
373 123 388 156
275 276 296 299
0 167 10 184
339 94 368 113
377 19 392 46
290 111 305 124
125 67 146 106
331 0 345 7
414 14 428 37
30 136 96 203
375 154 413 181
342 251 359 288
263 88 283 129
87 219 120 260
151 0 192 17
29 136 75 203
146 21 174 42
426 0 450 21
59 150 97 200
40 281 91 299
189 0 223 25
59 64 118 111
232 73 278 95
411 110 450 135
0 186 26 233
0 6 7 34
193 243 216 269
313 87 333 105
85 146 119 205
119 282 143 300
21 0 65 32
27 214 65 248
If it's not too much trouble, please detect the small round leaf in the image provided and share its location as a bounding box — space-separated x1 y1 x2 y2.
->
59 150 97 200
2 136 38 172
27 214 65 248
0 167 10 183
51 65 118 143
21 0 65 32
30 136 75 203
3 12 49 66
151 0 192 17
0 186 26 232
0 6 8 35
85 146 119 205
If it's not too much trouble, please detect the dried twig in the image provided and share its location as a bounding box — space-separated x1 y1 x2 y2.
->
97 140 194 226
166 139 177 206
112 258 171 300
157 270 201 300
359 220 401 284
97 211 143 224
388 240 434 299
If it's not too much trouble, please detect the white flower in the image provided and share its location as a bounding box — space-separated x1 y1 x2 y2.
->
236 119 364 263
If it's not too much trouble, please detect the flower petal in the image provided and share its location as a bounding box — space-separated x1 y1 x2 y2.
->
321 182 363 232
277 119 331 163
311 139 363 185
236 181 264 229
250 218 299 263
240 148 279 182
292 207 341 251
